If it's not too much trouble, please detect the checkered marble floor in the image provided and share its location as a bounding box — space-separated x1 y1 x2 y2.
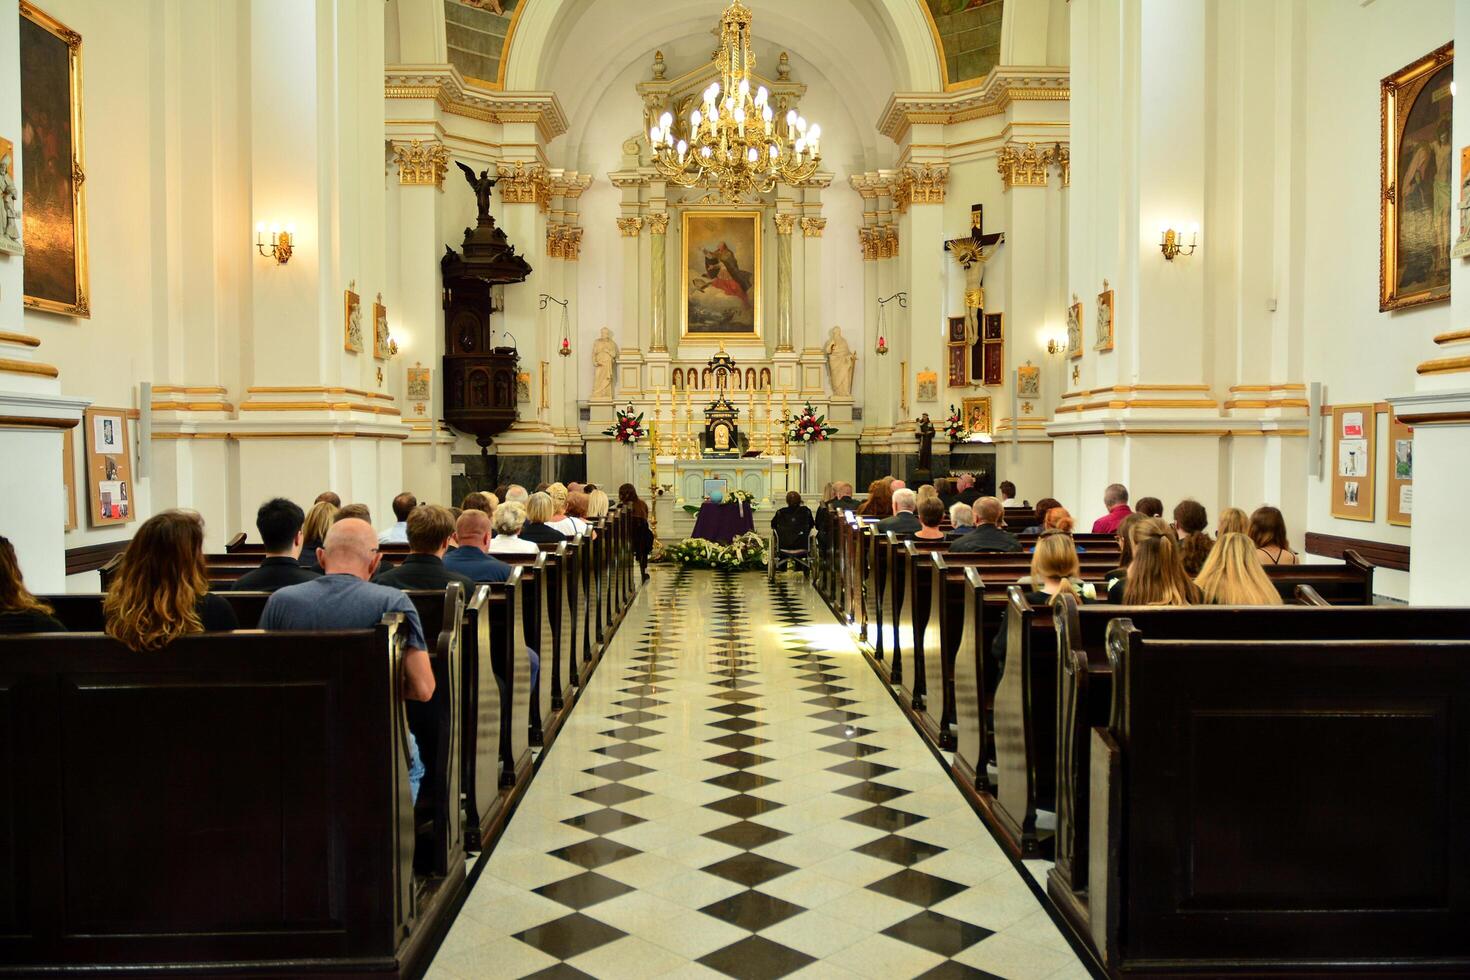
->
427 568 1093 980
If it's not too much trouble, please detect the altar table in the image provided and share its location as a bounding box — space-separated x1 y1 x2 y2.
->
689 501 756 543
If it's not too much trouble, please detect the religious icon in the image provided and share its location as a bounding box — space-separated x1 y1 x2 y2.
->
1017 363 1040 399
916 370 938 403
1095 281 1115 352
406 364 431 404
1453 145 1470 259
344 285 363 353
372 295 390 360
20 4 88 315
0 136 22 257
1066 295 1083 359
961 396 992 435
1382 43 1453 311
683 211 761 340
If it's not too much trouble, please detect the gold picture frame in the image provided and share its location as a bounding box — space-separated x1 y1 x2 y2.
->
372 294 389 360
962 396 992 436
1381 42 1454 312
20 1 89 317
344 285 363 353
682 210 762 343
1067 296 1083 360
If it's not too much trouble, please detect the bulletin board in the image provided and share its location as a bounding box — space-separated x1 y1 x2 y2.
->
84 407 135 527
1387 410 1413 526
1330 403 1376 522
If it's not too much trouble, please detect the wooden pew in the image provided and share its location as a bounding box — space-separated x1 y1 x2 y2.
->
497 551 558 746
1263 549 1374 604
464 571 534 852
1083 613 1470 974
1048 598 1470 944
0 619 456 978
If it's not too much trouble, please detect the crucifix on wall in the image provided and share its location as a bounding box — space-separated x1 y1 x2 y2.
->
945 204 1005 385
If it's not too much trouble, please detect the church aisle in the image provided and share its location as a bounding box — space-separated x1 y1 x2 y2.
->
427 569 1092 980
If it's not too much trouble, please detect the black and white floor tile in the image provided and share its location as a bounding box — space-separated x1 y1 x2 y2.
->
428 568 1092 979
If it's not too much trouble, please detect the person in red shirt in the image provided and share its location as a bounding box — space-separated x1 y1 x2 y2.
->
1091 483 1134 534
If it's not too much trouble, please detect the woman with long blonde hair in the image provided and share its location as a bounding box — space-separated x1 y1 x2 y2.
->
1122 528 1202 606
1196 532 1283 605
1216 506 1249 538
0 536 64 633
991 532 1085 675
103 510 237 651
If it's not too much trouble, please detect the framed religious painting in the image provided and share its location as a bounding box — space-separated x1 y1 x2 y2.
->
946 342 967 388
961 396 992 436
1095 280 1115 352
84 407 134 527
947 315 967 343
981 312 1004 385
20 2 89 317
682 210 761 343
344 284 363 353
1381 42 1453 311
372 294 391 360
1017 362 1041 400
406 363 431 416
916 369 938 403
1066 295 1083 359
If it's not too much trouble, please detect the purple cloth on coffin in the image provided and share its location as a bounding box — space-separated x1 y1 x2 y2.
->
690 501 756 544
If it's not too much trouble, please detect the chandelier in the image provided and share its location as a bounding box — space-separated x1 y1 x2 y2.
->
646 0 822 200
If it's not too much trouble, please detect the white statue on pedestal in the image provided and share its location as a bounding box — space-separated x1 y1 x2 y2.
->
825 325 857 397
591 327 618 399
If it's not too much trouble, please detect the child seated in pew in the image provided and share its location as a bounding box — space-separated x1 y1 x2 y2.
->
1195 532 1283 605
990 532 1094 678
0 536 65 634
104 511 239 650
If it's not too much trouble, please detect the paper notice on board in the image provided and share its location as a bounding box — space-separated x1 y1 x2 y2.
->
1342 412 1364 438
1400 485 1413 515
1338 438 1369 477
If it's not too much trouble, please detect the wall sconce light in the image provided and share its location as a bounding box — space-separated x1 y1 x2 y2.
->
255 222 295 264
1159 223 1199 261
539 293 572 356
1046 336 1067 357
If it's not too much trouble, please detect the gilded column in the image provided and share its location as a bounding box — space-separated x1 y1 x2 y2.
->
648 212 669 352
774 212 797 352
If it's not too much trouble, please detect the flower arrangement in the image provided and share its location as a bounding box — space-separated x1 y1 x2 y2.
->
943 404 968 444
661 532 768 571
787 402 838 443
726 488 756 516
602 405 646 444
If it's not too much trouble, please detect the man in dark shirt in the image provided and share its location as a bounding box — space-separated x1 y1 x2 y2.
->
950 496 1023 553
233 497 321 591
444 510 513 583
374 505 477 591
955 472 982 507
770 491 815 551
261 519 435 801
816 482 857 553
876 487 922 534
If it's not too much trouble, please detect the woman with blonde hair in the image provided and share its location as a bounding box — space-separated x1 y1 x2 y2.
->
0 535 64 633
1196 532 1283 605
991 532 1086 675
104 510 238 651
1216 506 1249 538
586 487 611 521
1122 528 1202 606
546 482 570 519
520 491 568 544
299 499 339 574
916 484 940 507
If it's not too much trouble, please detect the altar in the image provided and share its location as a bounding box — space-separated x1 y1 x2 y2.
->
637 451 806 542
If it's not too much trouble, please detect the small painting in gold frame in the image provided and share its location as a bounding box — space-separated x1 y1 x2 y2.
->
1094 281 1115 353
372 295 390 361
962 396 992 436
916 369 938 403
1381 42 1453 311
344 285 363 353
1066 296 1083 359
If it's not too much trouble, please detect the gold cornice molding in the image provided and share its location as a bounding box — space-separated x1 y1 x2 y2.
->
152 384 228 395
0 358 59 379
154 430 410 442
0 331 41 348
383 65 568 143
1417 354 1470 375
498 160 548 208
893 163 948 212
391 138 450 188
876 69 1071 144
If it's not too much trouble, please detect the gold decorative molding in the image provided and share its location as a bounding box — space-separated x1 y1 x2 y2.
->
1433 329 1470 345
546 171 592 201
561 225 582 261
646 211 670 235
498 160 548 209
1417 355 1470 376
546 224 566 258
152 384 228 395
392 139 450 188
238 400 402 416
799 217 827 238
151 401 234 413
774 213 798 236
0 332 41 348
1048 142 1070 186
997 142 1049 189
878 225 899 259
876 69 1071 143
894 163 948 212
383 66 568 142
0 358 59 379
616 216 644 237
0 414 79 430
858 226 880 261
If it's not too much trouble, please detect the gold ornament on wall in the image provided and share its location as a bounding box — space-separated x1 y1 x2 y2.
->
646 211 670 235
996 142 1049 190
392 139 450 188
799 216 826 237
498 160 548 209
616 216 644 237
894 162 949 212
773 212 798 235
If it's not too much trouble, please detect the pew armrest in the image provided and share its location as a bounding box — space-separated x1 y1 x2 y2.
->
1088 726 1122 968
1295 584 1331 607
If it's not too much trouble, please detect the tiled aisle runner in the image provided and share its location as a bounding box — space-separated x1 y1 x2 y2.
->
429 569 1091 980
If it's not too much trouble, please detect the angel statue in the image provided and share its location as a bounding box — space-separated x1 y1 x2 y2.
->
456 160 499 224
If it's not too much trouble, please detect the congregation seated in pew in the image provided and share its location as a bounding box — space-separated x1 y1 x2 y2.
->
379 491 417 545
106 510 239 649
1251 504 1299 565
374 505 476 591
260 517 435 801
877 487 921 533
298 498 339 574
446 510 513 582
489 501 540 555
914 497 947 541
989 531 1098 677
0 535 65 634
1122 520 1203 606
947 501 974 536
1172 498 1214 576
1197 531 1284 605
520 491 568 544
951 496 1022 553
232 497 320 592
